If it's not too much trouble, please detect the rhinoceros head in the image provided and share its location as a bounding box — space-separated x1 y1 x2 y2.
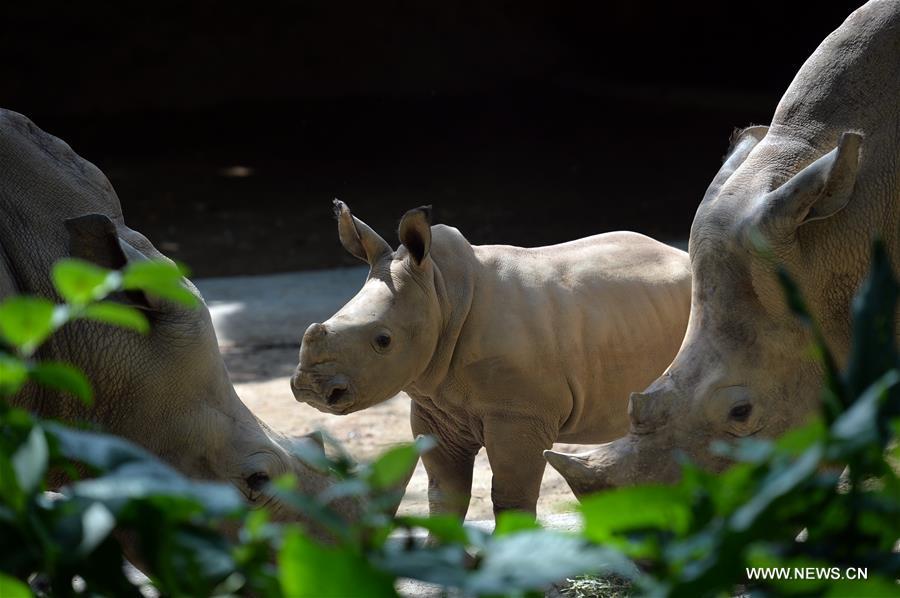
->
547 125 865 497
291 201 442 415
62 213 351 523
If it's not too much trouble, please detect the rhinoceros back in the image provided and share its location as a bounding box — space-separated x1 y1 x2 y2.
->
773 1 900 140
0 109 126 300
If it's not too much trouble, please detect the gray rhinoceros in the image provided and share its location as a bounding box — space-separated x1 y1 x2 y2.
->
546 0 900 497
291 200 691 518
0 108 355 522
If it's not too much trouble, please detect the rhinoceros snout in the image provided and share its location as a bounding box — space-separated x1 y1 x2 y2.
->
291 368 354 414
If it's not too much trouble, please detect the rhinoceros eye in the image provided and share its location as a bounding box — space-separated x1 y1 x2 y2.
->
729 403 753 423
374 332 392 349
246 472 270 497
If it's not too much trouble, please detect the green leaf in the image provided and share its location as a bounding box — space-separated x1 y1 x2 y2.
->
82 302 149 334
279 526 396 598
825 576 900 598
376 542 469 589
286 435 337 473
0 410 33 510
77 501 116 556
0 353 28 396
396 515 470 544
169 527 237 592
466 531 637 595
270 476 350 542
0 296 57 354
710 437 773 464
891 419 900 463
315 478 370 503
729 443 824 532
775 416 826 455
12 425 48 494
122 260 198 307
703 462 756 514
367 436 434 490
831 370 900 451
47 421 155 470
494 511 540 536
776 265 814 325
52 258 119 305
581 485 691 543
30 361 93 405
0 573 32 598
844 240 900 402
47 424 244 517
74 465 244 518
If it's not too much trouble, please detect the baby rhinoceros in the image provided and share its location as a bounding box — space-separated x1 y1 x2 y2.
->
292 200 691 518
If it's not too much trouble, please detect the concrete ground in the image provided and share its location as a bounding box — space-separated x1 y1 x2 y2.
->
196 266 597 520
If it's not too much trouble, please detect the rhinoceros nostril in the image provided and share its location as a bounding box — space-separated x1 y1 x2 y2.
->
326 386 348 404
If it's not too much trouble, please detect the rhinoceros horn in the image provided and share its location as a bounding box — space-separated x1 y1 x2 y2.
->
545 388 675 499
544 434 641 500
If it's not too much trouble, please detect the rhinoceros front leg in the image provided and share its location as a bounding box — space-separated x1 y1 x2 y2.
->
411 401 479 519
483 415 555 518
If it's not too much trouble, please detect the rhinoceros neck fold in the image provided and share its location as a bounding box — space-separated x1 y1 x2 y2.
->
405 226 476 398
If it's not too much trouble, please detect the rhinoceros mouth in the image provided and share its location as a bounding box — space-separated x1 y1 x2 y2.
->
325 384 348 405
291 373 356 414
319 375 353 406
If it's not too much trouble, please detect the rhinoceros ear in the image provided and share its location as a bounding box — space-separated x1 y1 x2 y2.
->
398 205 432 266
65 213 155 309
759 132 862 231
701 125 768 204
65 213 128 270
628 390 671 433
333 199 392 266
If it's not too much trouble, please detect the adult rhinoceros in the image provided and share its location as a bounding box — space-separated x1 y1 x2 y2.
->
546 0 900 496
0 108 354 522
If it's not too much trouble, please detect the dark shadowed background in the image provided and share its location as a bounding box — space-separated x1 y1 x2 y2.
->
3 1 863 276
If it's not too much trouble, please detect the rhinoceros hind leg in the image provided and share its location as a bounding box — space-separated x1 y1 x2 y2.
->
484 415 556 519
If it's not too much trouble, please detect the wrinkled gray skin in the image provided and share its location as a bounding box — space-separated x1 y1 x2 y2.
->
0 109 360 524
546 0 900 498
292 200 691 518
